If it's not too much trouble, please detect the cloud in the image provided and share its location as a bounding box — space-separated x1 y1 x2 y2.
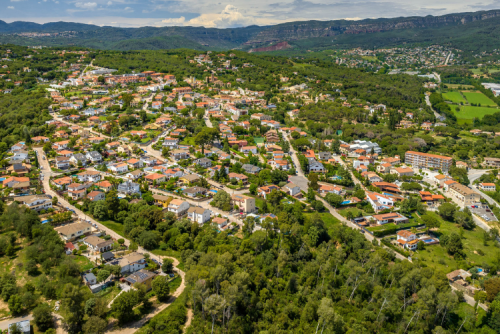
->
124 6 134 12
107 1 112 5
161 16 186 25
7 5 15 9
75 2 97 9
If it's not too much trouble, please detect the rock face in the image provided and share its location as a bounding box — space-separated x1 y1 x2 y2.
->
245 10 500 45
249 41 292 53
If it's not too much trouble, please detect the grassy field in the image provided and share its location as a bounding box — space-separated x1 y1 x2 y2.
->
180 137 195 146
99 220 125 237
452 105 499 120
254 137 265 144
411 212 500 273
462 91 497 106
338 207 369 218
442 91 466 104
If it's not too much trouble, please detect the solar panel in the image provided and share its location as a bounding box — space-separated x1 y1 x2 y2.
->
127 278 136 284
137 272 149 279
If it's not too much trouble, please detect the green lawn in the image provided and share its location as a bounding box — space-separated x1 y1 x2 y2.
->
411 212 500 274
180 137 195 146
99 220 125 237
254 137 265 144
338 207 369 218
452 105 500 120
442 91 466 104
304 212 340 232
462 91 497 106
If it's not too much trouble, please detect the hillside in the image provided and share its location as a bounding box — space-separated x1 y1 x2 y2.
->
2 9 500 51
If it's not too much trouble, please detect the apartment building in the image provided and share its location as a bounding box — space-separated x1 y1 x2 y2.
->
405 151 452 172
448 183 481 208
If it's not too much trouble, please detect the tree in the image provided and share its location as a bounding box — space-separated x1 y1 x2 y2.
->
421 214 441 229
112 291 136 324
307 188 316 202
96 269 110 283
211 190 232 211
8 294 23 315
249 183 258 195
325 193 343 208
60 283 86 332
93 200 108 220
82 316 107 334
162 259 174 274
33 303 54 332
485 277 500 302
308 173 319 190
438 203 456 221
52 196 58 206
194 128 219 154
152 276 170 302
205 294 225 334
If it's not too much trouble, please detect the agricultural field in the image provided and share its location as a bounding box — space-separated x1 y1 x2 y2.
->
462 91 497 106
442 91 466 103
452 105 500 122
445 84 474 89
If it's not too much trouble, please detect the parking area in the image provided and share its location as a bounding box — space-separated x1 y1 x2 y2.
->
470 204 498 222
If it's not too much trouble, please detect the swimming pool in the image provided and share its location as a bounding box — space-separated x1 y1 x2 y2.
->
341 201 351 205
422 239 435 243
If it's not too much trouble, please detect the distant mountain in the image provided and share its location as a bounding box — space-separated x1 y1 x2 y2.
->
2 9 500 51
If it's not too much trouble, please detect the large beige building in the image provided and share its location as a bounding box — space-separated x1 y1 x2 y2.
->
448 183 481 207
405 151 453 172
231 194 256 213
55 221 93 241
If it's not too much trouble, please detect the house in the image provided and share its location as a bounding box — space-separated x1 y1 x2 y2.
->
3 176 30 189
32 136 50 144
483 157 500 168
377 163 392 174
124 269 157 290
141 157 157 167
86 151 103 164
241 146 258 154
162 137 179 149
194 157 212 168
53 140 70 150
443 180 458 191
168 199 190 216
242 164 261 174
390 167 414 177
70 153 87 166
117 181 141 196
53 176 72 189
8 320 30 334
164 168 184 179
7 163 31 175
77 170 101 183
419 191 445 203
318 152 332 161
95 180 114 192
54 221 93 241
10 151 29 162
381 156 400 166
258 185 280 199
145 173 167 184
372 182 401 194
187 207 212 224
309 160 326 173
126 169 144 181
102 251 115 262
127 158 144 169
171 149 190 160
183 186 208 198
362 172 383 183
84 273 97 286
372 212 409 225
319 184 342 195
396 230 419 251
115 252 146 274
14 195 52 211
180 174 200 185
213 217 229 232
11 142 27 152
479 183 496 192
55 156 71 169
366 191 394 212
227 173 248 184
87 191 105 202
282 182 301 196
83 235 114 253
446 269 472 283
153 194 173 208
434 174 452 186
109 162 129 174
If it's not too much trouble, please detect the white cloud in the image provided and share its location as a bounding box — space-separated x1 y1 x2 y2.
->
7 6 15 9
124 6 133 12
161 16 186 25
75 2 97 9
107 1 112 5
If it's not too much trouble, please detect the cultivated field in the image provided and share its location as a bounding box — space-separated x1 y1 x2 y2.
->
462 91 497 106
452 105 500 121
442 91 466 103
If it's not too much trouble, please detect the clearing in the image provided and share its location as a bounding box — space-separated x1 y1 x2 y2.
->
442 91 466 104
452 105 499 121
462 91 497 106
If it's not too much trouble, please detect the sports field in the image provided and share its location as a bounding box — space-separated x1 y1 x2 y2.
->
442 91 466 103
462 91 497 106
452 105 499 120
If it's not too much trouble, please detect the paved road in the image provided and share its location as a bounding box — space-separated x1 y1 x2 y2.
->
0 315 33 331
425 95 444 121
34 148 188 334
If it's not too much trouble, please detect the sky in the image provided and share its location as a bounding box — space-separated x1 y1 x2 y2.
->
1 0 500 29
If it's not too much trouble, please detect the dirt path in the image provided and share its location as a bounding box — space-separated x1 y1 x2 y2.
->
106 256 186 334
183 309 193 334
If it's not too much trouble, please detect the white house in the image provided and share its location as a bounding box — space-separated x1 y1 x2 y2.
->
479 183 496 192
115 252 146 274
187 207 211 224
86 151 103 164
77 170 101 183
162 137 179 149
109 162 129 174
282 182 301 196
14 195 52 212
366 191 394 212
241 146 258 154
396 230 418 251
83 235 114 253
167 199 190 216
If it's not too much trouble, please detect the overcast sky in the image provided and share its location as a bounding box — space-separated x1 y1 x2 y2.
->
1 0 499 28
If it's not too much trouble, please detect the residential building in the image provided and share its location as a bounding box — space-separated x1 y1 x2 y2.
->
390 167 414 177
231 194 256 213
115 252 146 274
127 158 144 169
405 151 453 172
77 170 101 183
168 199 190 216
227 173 248 184
14 195 52 211
372 212 409 225
86 151 103 164
242 164 261 174
448 183 481 207
70 153 87 166
319 184 342 195
309 159 326 173
483 157 500 168
171 149 190 160
153 194 173 208
109 163 128 174
8 320 30 334
84 273 97 286
213 217 229 232
241 146 258 154
68 183 87 200
194 157 212 168
162 137 179 149
479 183 496 192
54 221 93 241
187 207 211 224
377 163 393 174
184 186 208 198
366 191 394 212
55 156 71 169
282 182 301 196
95 180 114 192
83 235 114 253
180 174 201 185
87 191 105 202
117 181 141 196
396 230 419 251
258 185 280 199
124 269 157 290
